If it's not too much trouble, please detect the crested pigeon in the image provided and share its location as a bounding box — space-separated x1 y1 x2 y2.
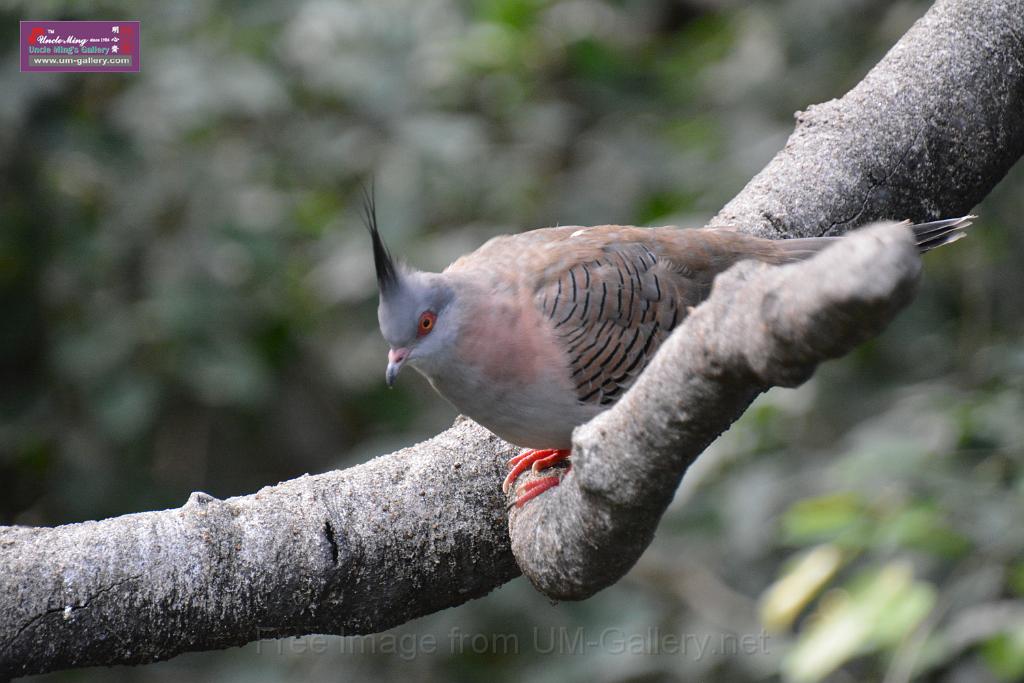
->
365 196 973 507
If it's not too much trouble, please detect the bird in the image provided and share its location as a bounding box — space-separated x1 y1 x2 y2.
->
364 193 973 507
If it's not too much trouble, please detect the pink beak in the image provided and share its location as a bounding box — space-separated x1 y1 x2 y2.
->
386 347 408 387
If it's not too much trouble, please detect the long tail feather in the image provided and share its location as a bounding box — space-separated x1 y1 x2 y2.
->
775 215 975 262
910 215 975 253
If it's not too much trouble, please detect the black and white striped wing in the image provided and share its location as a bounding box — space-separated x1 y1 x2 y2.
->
536 242 706 407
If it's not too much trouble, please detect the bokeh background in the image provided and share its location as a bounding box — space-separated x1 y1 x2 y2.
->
4 0 1024 681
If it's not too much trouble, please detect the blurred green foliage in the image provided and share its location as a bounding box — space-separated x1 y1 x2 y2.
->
3 0 1024 681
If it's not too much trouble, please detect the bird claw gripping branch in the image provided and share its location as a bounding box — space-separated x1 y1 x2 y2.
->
502 448 572 507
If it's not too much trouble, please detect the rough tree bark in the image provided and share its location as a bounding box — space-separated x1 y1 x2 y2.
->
2 0 1023 676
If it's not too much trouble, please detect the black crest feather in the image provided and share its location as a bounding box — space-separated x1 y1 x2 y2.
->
361 183 399 294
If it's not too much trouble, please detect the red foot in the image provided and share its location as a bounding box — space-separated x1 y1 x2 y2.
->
502 448 571 492
514 476 562 507
503 448 572 506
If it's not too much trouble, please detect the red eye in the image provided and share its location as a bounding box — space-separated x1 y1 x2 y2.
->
417 311 437 337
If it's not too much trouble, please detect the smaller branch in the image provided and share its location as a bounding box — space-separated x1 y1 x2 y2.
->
508 223 922 600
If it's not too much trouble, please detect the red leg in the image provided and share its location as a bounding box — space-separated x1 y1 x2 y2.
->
503 448 572 506
514 475 562 507
530 450 570 472
502 448 570 493
507 448 558 470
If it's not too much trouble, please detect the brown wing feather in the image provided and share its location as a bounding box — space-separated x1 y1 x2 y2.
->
568 254 670 404
536 227 755 406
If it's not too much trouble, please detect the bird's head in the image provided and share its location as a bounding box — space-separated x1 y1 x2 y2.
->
362 189 457 387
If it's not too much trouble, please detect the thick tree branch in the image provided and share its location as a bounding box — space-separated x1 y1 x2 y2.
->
2 0 1023 675
1 423 519 678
